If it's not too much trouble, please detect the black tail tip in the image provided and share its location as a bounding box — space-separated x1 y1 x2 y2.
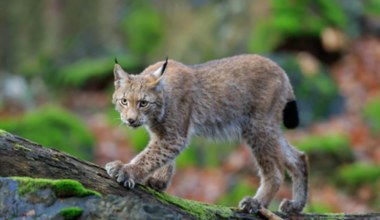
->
114 57 119 64
283 100 299 129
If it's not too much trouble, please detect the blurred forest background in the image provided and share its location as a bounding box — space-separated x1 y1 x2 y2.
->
1 0 380 213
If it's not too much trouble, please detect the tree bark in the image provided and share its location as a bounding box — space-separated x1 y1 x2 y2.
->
0 130 379 220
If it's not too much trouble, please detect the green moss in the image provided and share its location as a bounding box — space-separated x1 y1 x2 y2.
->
334 213 347 220
336 163 380 188
59 207 83 220
0 106 95 161
140 186 234 220
13 143 32 152
0 129 10 136
12 177 101 198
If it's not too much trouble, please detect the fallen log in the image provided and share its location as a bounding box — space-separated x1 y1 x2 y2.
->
0 129 379 220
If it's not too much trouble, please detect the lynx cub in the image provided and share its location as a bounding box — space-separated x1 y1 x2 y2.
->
105 55 308 213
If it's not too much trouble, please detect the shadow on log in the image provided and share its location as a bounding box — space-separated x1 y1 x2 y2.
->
0 129 379 220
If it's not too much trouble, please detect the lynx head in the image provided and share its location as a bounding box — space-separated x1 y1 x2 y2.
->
112 58 168 128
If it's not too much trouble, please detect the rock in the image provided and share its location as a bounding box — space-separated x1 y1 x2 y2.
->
0 177 188 220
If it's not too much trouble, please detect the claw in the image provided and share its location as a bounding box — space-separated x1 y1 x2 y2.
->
123 179 135 189
240 204 247 210
117 176 124 183
105 166 111 174
129 179 135 188
123 180 129 188
239 197 261 214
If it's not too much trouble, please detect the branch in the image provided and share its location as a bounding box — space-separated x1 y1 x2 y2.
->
0 130 379 220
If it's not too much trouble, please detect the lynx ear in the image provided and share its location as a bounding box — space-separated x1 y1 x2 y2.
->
114 58 130 88
151 56 168 79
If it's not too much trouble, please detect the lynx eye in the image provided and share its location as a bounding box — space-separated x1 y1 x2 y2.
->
138 100 149 108
120 98 128 106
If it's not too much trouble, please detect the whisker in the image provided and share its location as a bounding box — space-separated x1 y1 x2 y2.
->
118 122 124 128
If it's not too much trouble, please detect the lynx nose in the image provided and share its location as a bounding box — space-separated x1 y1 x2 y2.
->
127 118 136 125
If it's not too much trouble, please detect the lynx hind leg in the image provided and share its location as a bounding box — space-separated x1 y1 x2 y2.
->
145 161 175 191
240 130 284 213
279 138 308 213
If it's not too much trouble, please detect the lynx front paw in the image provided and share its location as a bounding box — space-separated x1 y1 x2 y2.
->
239 197 262 214
279 199 303 214
105 160 123 178
115 164 137 189
146 177 169 191
105 161 136 189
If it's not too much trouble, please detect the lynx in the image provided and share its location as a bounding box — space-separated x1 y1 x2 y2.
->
105 54 308 213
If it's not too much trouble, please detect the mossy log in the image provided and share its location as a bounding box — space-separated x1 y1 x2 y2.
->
0 130 379 220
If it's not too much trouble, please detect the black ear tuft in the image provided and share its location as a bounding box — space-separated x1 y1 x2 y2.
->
161 56 169 75
115 57 119 64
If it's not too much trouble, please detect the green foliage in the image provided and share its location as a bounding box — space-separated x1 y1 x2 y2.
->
60 207 83 220
106 107 151 156
12 177 101 197
273 54 343 125
249 0 348 53
140 186 234 220
305 202 335 213
0 106 95 161
57 56 140 88
217 181 256 207
122 2 164 57
364 0 380 15
176 144 199 169
17 53 56 78
295 133 351 156
363 98 380 134
248 21 281 53
106 106 121 125
295 133 353 176
107 108 150 153
336 163 380 188
316 0 347 28
124 127 150 152
120 128 235 168
183 138 236 168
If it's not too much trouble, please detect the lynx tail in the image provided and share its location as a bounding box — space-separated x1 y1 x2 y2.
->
283 100 299 129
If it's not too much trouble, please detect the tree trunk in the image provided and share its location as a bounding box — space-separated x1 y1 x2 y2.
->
0 130 379 220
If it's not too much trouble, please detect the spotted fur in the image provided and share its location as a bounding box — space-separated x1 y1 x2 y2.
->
105 54 308 213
